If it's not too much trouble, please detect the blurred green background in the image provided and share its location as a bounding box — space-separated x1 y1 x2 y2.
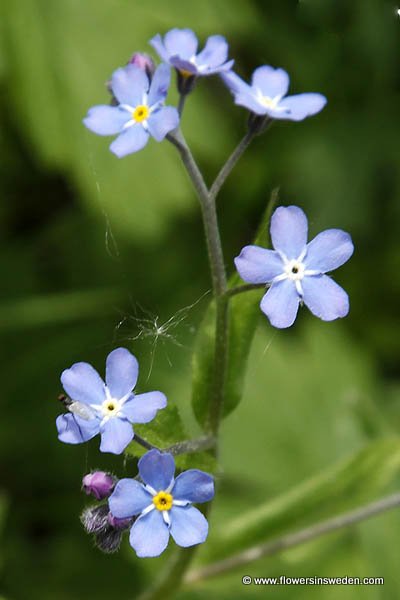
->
1 0 400 598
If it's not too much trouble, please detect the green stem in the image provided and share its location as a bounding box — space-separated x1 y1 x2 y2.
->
185 490 400 584
209 130 256 201
137 545 200 600
167 129 226 296
133 434 215 455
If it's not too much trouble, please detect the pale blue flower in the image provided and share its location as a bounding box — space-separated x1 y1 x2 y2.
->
109 449 214 557
84 64 179 157
222 65 327 121
56 348 167 454
235 206 354 328
150 28 233 77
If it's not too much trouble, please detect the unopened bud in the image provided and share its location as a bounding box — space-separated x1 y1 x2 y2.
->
82 471 116 500
128 52 155 79
81 505 109 534
95 528 123 554
107 512 132 530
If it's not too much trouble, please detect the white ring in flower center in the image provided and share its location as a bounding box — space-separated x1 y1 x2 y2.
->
101 398 122 417
284 259 305 281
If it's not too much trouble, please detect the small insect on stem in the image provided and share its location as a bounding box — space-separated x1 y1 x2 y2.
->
58 394 96 421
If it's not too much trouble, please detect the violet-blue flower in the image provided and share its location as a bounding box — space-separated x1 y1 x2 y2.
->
150 28 233 77
221 65 326 121
83 63 179 157
56 348 167 454
109 449 214 557
235 206 354 328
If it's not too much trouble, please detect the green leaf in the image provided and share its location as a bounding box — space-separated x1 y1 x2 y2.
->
125 404 218 473
125 403 187 458
206 437 400 560
191 189 278 427
174 451 218 474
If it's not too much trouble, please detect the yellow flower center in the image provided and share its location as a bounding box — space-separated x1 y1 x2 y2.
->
179 69 194 79
132 105 149 123
260 95 279 110
153 491 173 511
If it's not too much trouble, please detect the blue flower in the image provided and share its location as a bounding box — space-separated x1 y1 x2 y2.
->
150 28 233 77
83 63 179 157
56 348 167 454
109 449 214 557
235 206 354 328
221 65 327 121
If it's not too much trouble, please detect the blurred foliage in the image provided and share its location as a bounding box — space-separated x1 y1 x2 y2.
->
0 0 399 599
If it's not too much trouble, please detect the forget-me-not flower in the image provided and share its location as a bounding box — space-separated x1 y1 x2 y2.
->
109 449 214 557
221 65 327 121
83 63 179 157
235 206 354 328
56 348 167 454
150 28 233 78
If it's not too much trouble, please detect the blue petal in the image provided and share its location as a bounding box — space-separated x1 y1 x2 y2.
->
138 450 175 491
109 479 152 518
61 362 105 405
122 392 167 424
110 125 149 158
277 93 327 121
149 34 169 62
147 107 179 142
234 245 283 283
83 105 130 135
220 70 251 96
164 28 198 60
203 59 234 75
172 470 214 503
99 418 133 454
305 229 354 273
234 90 267 115
129 510 170 557
170 506 208 547
260 280 300 328
196 35 228 68
169 57 198 74
302 275 349 321
105 348 138 399
148 63 171 106
270 206 308 259
56 413 99 444
251 66 290 98
111 65 149 106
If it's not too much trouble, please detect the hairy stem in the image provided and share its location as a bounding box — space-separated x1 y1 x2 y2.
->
168 128 229 437
185 491 400 584
133 434 216 456
209 130 256 201
167 129 226 296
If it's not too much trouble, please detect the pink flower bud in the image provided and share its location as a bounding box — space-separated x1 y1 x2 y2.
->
128 52 155 78
82 472 116 500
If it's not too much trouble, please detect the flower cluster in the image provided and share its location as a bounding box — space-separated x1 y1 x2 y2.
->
83 27 327 157
56 25 355 567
